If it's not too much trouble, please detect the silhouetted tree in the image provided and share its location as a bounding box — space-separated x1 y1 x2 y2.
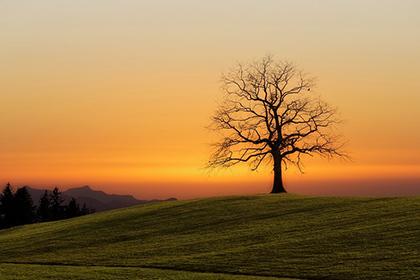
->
0 183 15 228
1 184 92 228
208 56 346 193
37 190 51 222
66 198 81 218
49 187 64 220
80 203 92 215
14 187 35 225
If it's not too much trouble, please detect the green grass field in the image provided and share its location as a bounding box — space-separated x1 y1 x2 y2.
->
0 195 419 279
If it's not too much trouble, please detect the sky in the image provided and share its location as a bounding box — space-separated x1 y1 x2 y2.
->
1 0 419 199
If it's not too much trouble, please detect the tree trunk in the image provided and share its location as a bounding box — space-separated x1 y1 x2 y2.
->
271 152 286 193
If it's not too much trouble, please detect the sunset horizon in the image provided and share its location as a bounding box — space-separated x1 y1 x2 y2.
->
1 0 419 199
1 2 419 279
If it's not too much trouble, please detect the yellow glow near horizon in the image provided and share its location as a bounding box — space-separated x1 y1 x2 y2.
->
1 1 420 198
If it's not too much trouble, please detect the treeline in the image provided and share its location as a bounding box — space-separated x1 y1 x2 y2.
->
0 183 92 229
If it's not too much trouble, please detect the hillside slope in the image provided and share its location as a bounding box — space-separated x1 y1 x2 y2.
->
0 195 418 280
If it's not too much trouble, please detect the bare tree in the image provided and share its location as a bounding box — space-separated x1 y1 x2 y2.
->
208 56 346 193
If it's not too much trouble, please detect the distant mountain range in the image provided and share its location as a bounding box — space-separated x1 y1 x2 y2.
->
26 186 176 212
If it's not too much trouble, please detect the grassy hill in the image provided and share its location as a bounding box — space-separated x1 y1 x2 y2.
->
0 195 418 279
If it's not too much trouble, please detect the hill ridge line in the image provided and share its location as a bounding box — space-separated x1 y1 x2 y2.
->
0 262 308 280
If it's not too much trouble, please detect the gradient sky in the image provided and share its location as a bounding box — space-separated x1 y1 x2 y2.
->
1 0 419 199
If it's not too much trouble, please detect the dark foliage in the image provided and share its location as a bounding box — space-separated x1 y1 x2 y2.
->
37 190 51 222
66 198 81 218
0 183 16 227
0 183 91 229
81 203 93 215
14 187 35 225
50 187 65 221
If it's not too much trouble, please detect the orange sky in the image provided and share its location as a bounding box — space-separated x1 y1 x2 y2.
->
1 1 419 199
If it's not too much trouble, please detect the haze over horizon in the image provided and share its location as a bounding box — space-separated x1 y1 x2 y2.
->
1 0 419 199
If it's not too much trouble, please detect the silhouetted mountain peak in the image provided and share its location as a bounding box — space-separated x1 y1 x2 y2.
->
65 186 107 198
25 185 177 213
72 185 92 191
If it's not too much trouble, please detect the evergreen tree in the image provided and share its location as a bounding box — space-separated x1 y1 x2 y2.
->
66 198 81 218
37 190 51 222
80 203 91 215
50 187 64 220
0 183 16 228
14 187 35 225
